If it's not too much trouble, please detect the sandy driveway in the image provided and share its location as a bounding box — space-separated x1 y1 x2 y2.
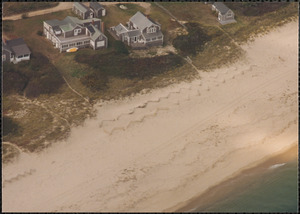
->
2 2 151 21
2 21 298 212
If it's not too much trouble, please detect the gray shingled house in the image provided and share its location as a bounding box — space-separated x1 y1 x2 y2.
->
2 38 31 64
110 11 163 49
72 2 92 20
73 2 106 19
89 2 106 18
212 2 236 25
43 16 108 52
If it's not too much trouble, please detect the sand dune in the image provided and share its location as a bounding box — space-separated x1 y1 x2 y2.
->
2 21 298 212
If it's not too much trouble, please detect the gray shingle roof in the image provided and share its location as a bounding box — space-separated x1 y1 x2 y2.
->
90 25 107 41
6 38 31 57
125 29 141 38
213 2 230 15
73 2 89 13
114 23 128 34
45 19 68 27
129 11 158 31
90 2 104 11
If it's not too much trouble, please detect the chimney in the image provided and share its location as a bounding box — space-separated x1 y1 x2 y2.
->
101 22 105 33
92 19 95 25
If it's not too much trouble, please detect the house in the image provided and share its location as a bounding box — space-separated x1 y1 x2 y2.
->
212 2 236 25
89 2 106 18
72 2 106 19
2 38 31 64
72 2 92 20
109 11 163 49
43 16 108 52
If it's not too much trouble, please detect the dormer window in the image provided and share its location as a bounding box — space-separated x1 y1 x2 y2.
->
147 27 156 33
74 28 82 36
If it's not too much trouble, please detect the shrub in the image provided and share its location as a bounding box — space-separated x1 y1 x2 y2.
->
24 66 64 98
37 30 43 36
173 22 211 56
3 116 22 137
114 41 129 55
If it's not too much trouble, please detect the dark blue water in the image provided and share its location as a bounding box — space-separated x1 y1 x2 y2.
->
198 159 298 213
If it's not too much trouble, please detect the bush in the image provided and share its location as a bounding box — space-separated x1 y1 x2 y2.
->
3 63 29 95
114 41 129 55
37 30 43 36
173 22 211 56
24 66 64 98
3 116 22 137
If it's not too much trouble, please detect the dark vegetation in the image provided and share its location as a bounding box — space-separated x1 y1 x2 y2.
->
3 116 22 137
3 2 59 17
173 23 212 56
229 2 289 16
75 50 184 91
3 52 64 98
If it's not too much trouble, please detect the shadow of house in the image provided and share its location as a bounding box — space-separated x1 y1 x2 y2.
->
212 2 236 25
2 38 31 64
109 11 164 49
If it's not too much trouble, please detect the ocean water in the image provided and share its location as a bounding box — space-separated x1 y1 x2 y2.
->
197 159 298 213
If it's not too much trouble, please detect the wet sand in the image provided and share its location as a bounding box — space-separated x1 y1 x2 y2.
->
2 21 298 212
175 143 298 212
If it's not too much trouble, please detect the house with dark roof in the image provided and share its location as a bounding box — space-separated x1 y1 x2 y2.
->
212 2 236 25
72 2 106 19
89 2 106 18
43 16 107 52
72 2 92 20
2 38 31 64
109 11 163 49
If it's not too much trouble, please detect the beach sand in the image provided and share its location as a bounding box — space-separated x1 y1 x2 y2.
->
2 21 298 212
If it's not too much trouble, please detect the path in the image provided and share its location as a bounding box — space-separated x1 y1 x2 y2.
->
3 2 152 21
3 2 73 21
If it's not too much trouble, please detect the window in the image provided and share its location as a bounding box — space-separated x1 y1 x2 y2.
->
62 44 68 48
134 37 137 42
74 28 82 35
24 54 29 57
146 38 150 42
158 36 162 39
84 40 90 44
147 27 156 33
152 37 156 41
227 12 233 18
17 55 23 59
76 42 83 46
69 43 75 47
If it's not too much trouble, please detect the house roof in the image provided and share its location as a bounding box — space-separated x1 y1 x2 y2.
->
73 2 89 13
129 11 158 31
90 2 104 11
125 29 141 38
213 2 230 15
45 19 68 27
5 38 31 57
114 23 128 34
45 16 102 32
90 25 107 41
3 43 12 53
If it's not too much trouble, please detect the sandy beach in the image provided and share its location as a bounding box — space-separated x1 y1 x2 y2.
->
2 21 298 212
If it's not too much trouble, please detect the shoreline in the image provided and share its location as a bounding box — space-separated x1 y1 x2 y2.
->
173 143 298 212
2 20 298 212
